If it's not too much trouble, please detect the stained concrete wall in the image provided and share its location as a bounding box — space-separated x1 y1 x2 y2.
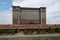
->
21 9 40 24
12 6 46 24
40 7 46 24
12 6 21 24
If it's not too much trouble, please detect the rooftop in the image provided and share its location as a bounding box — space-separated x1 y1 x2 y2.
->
12 6 46 10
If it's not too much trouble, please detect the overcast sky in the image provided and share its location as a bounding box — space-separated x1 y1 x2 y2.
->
0 0 60 24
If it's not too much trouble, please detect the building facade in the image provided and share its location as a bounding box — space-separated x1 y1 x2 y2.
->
12 6 46 24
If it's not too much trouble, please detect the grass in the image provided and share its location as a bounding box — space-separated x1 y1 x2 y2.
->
0 36 60 40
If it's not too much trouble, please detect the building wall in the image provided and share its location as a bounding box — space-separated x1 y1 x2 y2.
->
40 7 46 24
12 6 21 24
21 9 40 24
12 6 46 24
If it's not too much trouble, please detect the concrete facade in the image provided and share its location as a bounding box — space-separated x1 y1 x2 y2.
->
12 6 46 24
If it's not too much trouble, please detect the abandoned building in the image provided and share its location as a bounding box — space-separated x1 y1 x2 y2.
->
12 6 46 24
0 6 60 35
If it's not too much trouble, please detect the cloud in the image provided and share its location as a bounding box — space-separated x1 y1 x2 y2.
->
0 7 12 24
46 0 60 24
0 0 12 24
12 0 60 24
12 0 21 6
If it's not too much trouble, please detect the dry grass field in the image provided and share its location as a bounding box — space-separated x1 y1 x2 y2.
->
0 36 60 40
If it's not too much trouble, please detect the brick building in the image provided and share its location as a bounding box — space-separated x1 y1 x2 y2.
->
12 6 46 24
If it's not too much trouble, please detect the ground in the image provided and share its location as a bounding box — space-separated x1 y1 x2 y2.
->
0 36 60 40
0 33 60 40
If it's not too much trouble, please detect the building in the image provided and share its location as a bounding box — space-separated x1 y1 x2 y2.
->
12 6 46 24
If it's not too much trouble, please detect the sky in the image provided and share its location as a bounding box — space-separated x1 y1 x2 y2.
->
0 0 60 24
0 0 12 24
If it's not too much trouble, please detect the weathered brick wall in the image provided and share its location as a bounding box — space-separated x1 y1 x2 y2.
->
0 24 60 29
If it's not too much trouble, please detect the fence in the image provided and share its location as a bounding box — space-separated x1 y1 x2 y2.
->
0 24 60 29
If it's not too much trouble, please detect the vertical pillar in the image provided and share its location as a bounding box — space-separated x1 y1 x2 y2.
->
39 8 41 24
19 8 22 24
40 7 46 24
12 6 21 24
18 6 21 24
